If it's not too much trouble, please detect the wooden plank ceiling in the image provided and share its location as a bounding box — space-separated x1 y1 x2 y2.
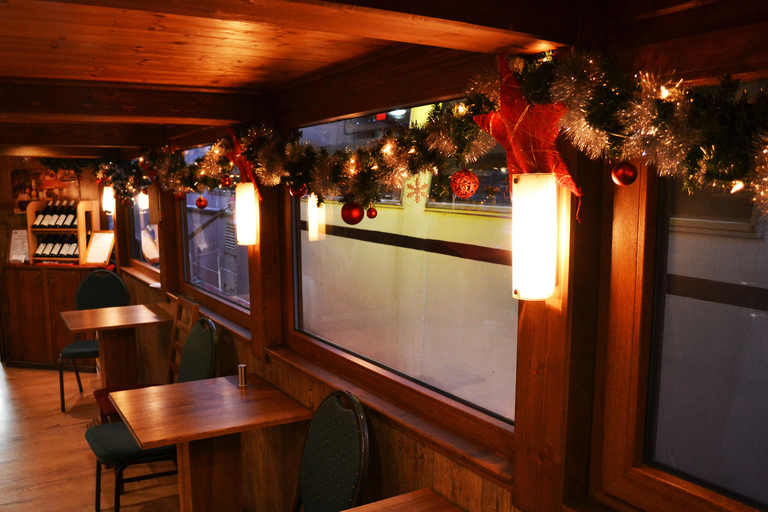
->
0 0 767 158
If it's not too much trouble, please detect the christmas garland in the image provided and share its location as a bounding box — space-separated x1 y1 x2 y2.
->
42 47 768 219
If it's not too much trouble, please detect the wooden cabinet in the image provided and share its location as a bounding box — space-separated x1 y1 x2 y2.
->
3 265 92 366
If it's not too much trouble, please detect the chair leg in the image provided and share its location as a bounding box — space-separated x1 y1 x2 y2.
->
95 461 102 512
59 354 66 413
72 358 84 393
114 464 124 512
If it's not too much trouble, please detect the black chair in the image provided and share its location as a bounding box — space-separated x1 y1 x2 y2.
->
59 269 130 412
293 390 369 512
85 318 217 512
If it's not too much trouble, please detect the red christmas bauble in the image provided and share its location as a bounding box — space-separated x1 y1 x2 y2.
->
611 161 638 186
96 178 103 185
450 168 479 199
77 175 83 181
290 184 307 198
340 202 364 225
50 172 56 179
366 207 378 219
174 191 186 201
221 175 233 187
195 196 208 209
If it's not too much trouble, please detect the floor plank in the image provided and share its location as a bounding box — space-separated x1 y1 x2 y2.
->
0 364 179 512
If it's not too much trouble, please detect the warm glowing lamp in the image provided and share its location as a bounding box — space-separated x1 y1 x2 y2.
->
235 182 259 245
137 191 149 211
306 193 325 241
511 173 558 300
102 186 115 213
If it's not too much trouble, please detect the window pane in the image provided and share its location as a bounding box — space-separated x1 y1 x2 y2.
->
181 147 250 308
296 108 517 421
129 195 159 268
646 178 768 508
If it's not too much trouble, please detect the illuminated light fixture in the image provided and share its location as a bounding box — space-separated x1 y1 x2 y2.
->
235 182 259 246
137 191 149 211
511 173 558 300
307 193 325 241
102 186 115 213
388 109 407 118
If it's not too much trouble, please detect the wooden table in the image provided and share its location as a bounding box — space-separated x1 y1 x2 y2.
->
110 374 314 512
60 303 171 387
348 489 462 511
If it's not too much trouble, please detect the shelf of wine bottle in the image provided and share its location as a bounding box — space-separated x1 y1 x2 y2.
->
25 199 100 266
32 234 80 262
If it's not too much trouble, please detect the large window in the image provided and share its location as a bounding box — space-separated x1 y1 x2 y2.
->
594 168 767 512
645 179 768 509
181 146 250 308
295 105 517 421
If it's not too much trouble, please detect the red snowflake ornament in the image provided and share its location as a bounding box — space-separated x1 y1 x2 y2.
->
474 55 581 197
407 175 428 204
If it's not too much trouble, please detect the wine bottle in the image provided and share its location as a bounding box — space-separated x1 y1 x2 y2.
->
73 241 80 260
67 235 79 258
50 235 64 257
49 200 66 227
55 200 70 227
63 200 78 227
32 201 52 228
34 235 50 257
41 235 58 256
43 200 61 227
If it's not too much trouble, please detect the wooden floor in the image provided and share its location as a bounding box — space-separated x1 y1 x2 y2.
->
0 364 179 512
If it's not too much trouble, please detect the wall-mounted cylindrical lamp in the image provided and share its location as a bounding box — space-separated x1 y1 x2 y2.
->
306 193 325 242
102 186 115 213
511 173 558 300
137 190 149 211
235 182 259 245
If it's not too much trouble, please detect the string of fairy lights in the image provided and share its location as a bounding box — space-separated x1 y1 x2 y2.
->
41 47 768 221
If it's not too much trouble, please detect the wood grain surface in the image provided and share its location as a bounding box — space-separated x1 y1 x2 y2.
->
111 374 313 449
60 303 170 333
347 488 462 511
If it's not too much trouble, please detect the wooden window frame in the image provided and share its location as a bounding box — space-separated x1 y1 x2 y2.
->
174 194 253 330
590 164 760 512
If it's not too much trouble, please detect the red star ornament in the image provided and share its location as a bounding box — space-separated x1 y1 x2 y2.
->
226 128 261 199
474 55 581 197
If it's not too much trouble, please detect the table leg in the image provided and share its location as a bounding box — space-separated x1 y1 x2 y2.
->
177 434 243 512
97 328 138 388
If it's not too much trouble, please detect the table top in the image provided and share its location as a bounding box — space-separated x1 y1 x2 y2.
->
111 374 314 449
347 489 462 511
60 303 171 332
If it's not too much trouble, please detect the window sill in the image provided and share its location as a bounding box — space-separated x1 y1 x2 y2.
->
562 498 620 512
196 302 251 344
267 346 514 490
120 265 160 288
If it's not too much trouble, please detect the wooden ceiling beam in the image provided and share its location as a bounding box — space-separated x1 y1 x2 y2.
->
0 79 272 125
611 20 768 84
35 0 573 54
0 145 116 158
0 124 164 148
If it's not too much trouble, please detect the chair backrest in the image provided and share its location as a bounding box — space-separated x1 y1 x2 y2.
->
75 269 130 311
295 391 369 512
176 318 217 383
167 295 200 384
